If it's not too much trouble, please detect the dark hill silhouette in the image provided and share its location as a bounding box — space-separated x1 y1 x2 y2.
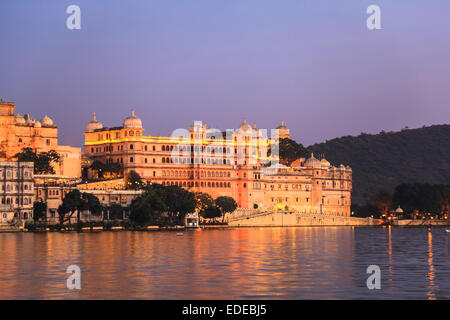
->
308 125 450 204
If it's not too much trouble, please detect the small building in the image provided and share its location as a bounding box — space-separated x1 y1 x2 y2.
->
185 212 199 229
0 161 34 224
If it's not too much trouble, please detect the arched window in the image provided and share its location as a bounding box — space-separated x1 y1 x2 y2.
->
162 145 166 151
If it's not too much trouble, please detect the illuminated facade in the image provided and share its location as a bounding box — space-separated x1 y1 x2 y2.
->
0 101 82 178
0 161 34 224
84 110 352 215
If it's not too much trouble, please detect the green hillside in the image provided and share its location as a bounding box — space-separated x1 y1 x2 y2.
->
308 125 450 205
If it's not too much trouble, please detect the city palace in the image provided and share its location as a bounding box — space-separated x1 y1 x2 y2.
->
83 110 352 216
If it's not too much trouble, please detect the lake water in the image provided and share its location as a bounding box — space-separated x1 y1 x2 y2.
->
0 227 448 299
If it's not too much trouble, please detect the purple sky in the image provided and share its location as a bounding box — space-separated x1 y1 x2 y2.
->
1 0 450 148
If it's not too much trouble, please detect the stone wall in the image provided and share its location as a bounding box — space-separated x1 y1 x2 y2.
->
392 219 450 226
227 210 380 227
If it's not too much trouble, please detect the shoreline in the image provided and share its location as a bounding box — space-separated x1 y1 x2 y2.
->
1 223 449 233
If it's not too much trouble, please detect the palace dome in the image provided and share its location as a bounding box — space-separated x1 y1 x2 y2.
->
40 114 54 126
238 118 252 132
123 109 142 129
304 153 322 168
15 113 26 125
321 158 331 167
34 121 41 128
24 113 34 124
85 112 103 132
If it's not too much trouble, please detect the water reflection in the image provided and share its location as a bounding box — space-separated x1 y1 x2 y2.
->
426 231 436 300
387 226 393 282
0 227 448 299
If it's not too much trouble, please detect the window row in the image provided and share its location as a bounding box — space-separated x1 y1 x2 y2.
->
1 197 33 205
161 170 232 178
161 181 233 188
1 184 33 192
0 170 33 178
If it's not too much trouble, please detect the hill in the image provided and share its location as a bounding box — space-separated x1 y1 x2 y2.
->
308 125 450 205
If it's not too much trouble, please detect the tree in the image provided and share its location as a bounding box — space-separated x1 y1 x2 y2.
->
393 183 450 217
57 190 102 224
14 148 60 174
108 203 124 220
57 189 83 224
125 170 143 190
351 203 379 218
215 196 237 222
90 160 106 179
439 187 450 217
203 206 222 221
129 196 154 225
194 192 214 217
308 125 450 205
90 161 123 179
129 187 167 225
277 138 309 165
164 185 196 224
82 193 103 217
57 203 71 225
107 162 123 177
371 189 392 217
33 201 47 221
